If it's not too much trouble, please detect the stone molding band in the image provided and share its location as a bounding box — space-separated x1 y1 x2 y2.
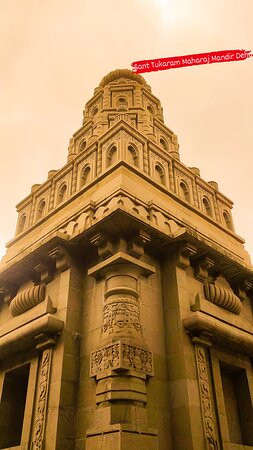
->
204 283 241 315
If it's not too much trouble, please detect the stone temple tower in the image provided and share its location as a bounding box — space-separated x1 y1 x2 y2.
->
0 69 253 450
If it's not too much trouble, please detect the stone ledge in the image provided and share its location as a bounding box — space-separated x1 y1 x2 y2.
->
86 423 158 437
184 311 253 355
88 251 156 279
0 296 56 339
0 310 64 359
191 293 253 335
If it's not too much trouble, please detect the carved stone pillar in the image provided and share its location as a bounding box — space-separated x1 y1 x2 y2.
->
86 237 158 449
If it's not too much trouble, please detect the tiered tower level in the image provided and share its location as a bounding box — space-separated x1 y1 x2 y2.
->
0 70 253 450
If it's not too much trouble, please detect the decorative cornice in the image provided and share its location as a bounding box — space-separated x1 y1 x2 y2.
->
175 242 197 270
194 256 215 282
128 230 151 259
90 232 114 260
1 188 252 289
34 262 54 284
49 245 72 272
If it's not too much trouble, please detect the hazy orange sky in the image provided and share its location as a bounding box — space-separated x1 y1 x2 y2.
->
0 0 252 261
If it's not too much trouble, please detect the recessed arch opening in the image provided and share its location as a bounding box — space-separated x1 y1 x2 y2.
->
179 181 190 202
160 137 168 151
17 214 26 234
107 145 117 167
203 197 212 217
80 166 91 187
223 211 233 230
127 145 138 167
36 199 46 220
57 184 67 205
154 164 165 185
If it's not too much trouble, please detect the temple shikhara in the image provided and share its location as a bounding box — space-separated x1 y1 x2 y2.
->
1 69 253 450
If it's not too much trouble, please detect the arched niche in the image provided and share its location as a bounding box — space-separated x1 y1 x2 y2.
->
223 210 233 230
160 137 168 151
154 164 165 185
203 196 212 217
17 214 26 234
91 106 98 117
36 199 46 220
80 166 91 187
79 140 86 152
116 97 128 111
127 145 138 167
57 184 68 205
179 181 190 202
107 145 117 167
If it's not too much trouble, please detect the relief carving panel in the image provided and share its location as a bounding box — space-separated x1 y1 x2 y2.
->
90 340 153 377
32 348 52 449
195 344 219 449
103 296 142 335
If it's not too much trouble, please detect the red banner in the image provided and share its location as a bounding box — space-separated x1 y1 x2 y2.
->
132 49 252 74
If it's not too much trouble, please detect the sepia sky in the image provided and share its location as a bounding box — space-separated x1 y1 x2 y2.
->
0 0 252 262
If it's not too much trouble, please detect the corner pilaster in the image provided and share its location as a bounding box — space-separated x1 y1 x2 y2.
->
86 234 158 449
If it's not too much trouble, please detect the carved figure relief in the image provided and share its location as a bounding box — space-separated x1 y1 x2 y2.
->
122 343 153 374
195 344 219 449
103 296 141 335
90 342 120 375
90 341 153 377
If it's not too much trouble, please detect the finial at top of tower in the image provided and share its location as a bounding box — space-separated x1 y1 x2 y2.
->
99 69 148 88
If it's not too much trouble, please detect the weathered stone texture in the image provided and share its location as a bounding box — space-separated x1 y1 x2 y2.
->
0 69 252 449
